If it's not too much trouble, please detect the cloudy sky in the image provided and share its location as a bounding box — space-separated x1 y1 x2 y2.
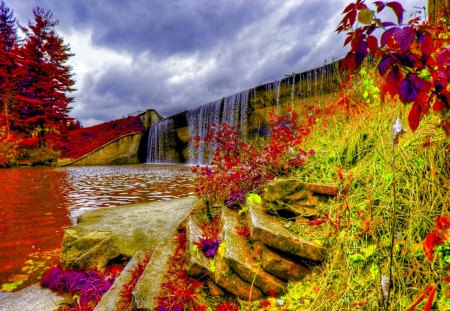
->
10 0 425 126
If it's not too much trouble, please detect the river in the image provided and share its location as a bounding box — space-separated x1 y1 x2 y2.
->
0 164 195 293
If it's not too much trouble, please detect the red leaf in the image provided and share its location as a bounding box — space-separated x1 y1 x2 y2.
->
367 36 378 54
386 66 402 96
379 55 394 75
381 27 399 47
355 40 368 65
420 33 435 57
423 231 442 261
386 1 405 25
394 26 415 52
436 216 450 231
340 52 356 74
408 101 422 131
343 10 357 28
374 1 385 13
344 34 353 46
342 3 356 14
424 287 436 311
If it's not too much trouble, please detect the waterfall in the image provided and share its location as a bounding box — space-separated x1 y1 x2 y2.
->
187 100 221 164
146 118 175 163
186 90 250 165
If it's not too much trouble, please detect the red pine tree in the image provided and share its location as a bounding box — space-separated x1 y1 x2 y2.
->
0 1 19 133
16 7 75 146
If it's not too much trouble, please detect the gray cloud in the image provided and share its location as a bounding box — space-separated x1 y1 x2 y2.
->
9 0 424 126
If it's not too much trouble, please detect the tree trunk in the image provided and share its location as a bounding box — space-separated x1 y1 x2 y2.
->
428 0 450 23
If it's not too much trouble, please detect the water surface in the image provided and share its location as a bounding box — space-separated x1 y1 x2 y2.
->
0 164 194 292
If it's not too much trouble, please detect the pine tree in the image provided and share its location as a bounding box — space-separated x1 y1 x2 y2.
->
0 1 19 132
16 7 75 146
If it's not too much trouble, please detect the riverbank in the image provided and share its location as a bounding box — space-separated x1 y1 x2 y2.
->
0 197 195 311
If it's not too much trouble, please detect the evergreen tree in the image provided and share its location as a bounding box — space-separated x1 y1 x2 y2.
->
16 7 75 145
0 1 19 132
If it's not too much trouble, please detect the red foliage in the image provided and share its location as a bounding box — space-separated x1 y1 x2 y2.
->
236 225 250 238
406 283 436 311
192 110 314 207
423 216 450 261
215 301 239 311
118 255 151 310
40 266 120 311
337 1 450 135
156 227 206 310
61 116 144 159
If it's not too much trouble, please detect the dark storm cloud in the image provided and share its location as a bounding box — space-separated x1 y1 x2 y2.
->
8 0 424 126
16 0 274 56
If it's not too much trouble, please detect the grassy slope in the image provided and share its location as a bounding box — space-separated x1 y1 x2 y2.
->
270 74 450 310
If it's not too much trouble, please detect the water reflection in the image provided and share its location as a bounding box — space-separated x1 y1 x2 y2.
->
0 164 194 292
62 164 195 221
0 167 71 292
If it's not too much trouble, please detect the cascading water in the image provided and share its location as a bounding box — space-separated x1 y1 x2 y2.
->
187 100 221 165
186 90 250 165
146 58 341 165
146 118 175 163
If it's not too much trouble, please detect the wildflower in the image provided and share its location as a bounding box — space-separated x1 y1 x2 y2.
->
195 236 221 258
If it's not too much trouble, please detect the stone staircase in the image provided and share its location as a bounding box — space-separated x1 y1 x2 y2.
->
182 179 337 301
57 180 337 310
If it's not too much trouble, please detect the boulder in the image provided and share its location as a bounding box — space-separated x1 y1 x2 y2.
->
220 208 286 296
60 230 120 272
94 250 148 311
133 240 175 310
247 204 325 261
60 198 195 271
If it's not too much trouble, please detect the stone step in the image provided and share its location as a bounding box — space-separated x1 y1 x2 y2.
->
94 250 148 311
220 208 287 296
247 204 326 261
257 243 311 282
262 179 338 217
185 214 264 300
185 216 210 277
214 254 263 300
132 240 175 310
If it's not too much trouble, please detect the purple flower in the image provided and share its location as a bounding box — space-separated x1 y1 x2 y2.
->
195 237 221 258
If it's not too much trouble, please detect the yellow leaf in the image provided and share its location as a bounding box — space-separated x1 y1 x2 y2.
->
358 9 373 25
9 274 28 283
1 282 19 291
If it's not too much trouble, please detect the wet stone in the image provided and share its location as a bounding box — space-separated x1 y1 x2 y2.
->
221 208 286 296
247 204 326 262
185 216 210 277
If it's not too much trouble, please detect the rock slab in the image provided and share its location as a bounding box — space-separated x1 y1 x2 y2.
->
133 240 175 310
60 198 194 271
0 284 62 311
94 250 148 311
221 208 286 296
247 204 325 261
